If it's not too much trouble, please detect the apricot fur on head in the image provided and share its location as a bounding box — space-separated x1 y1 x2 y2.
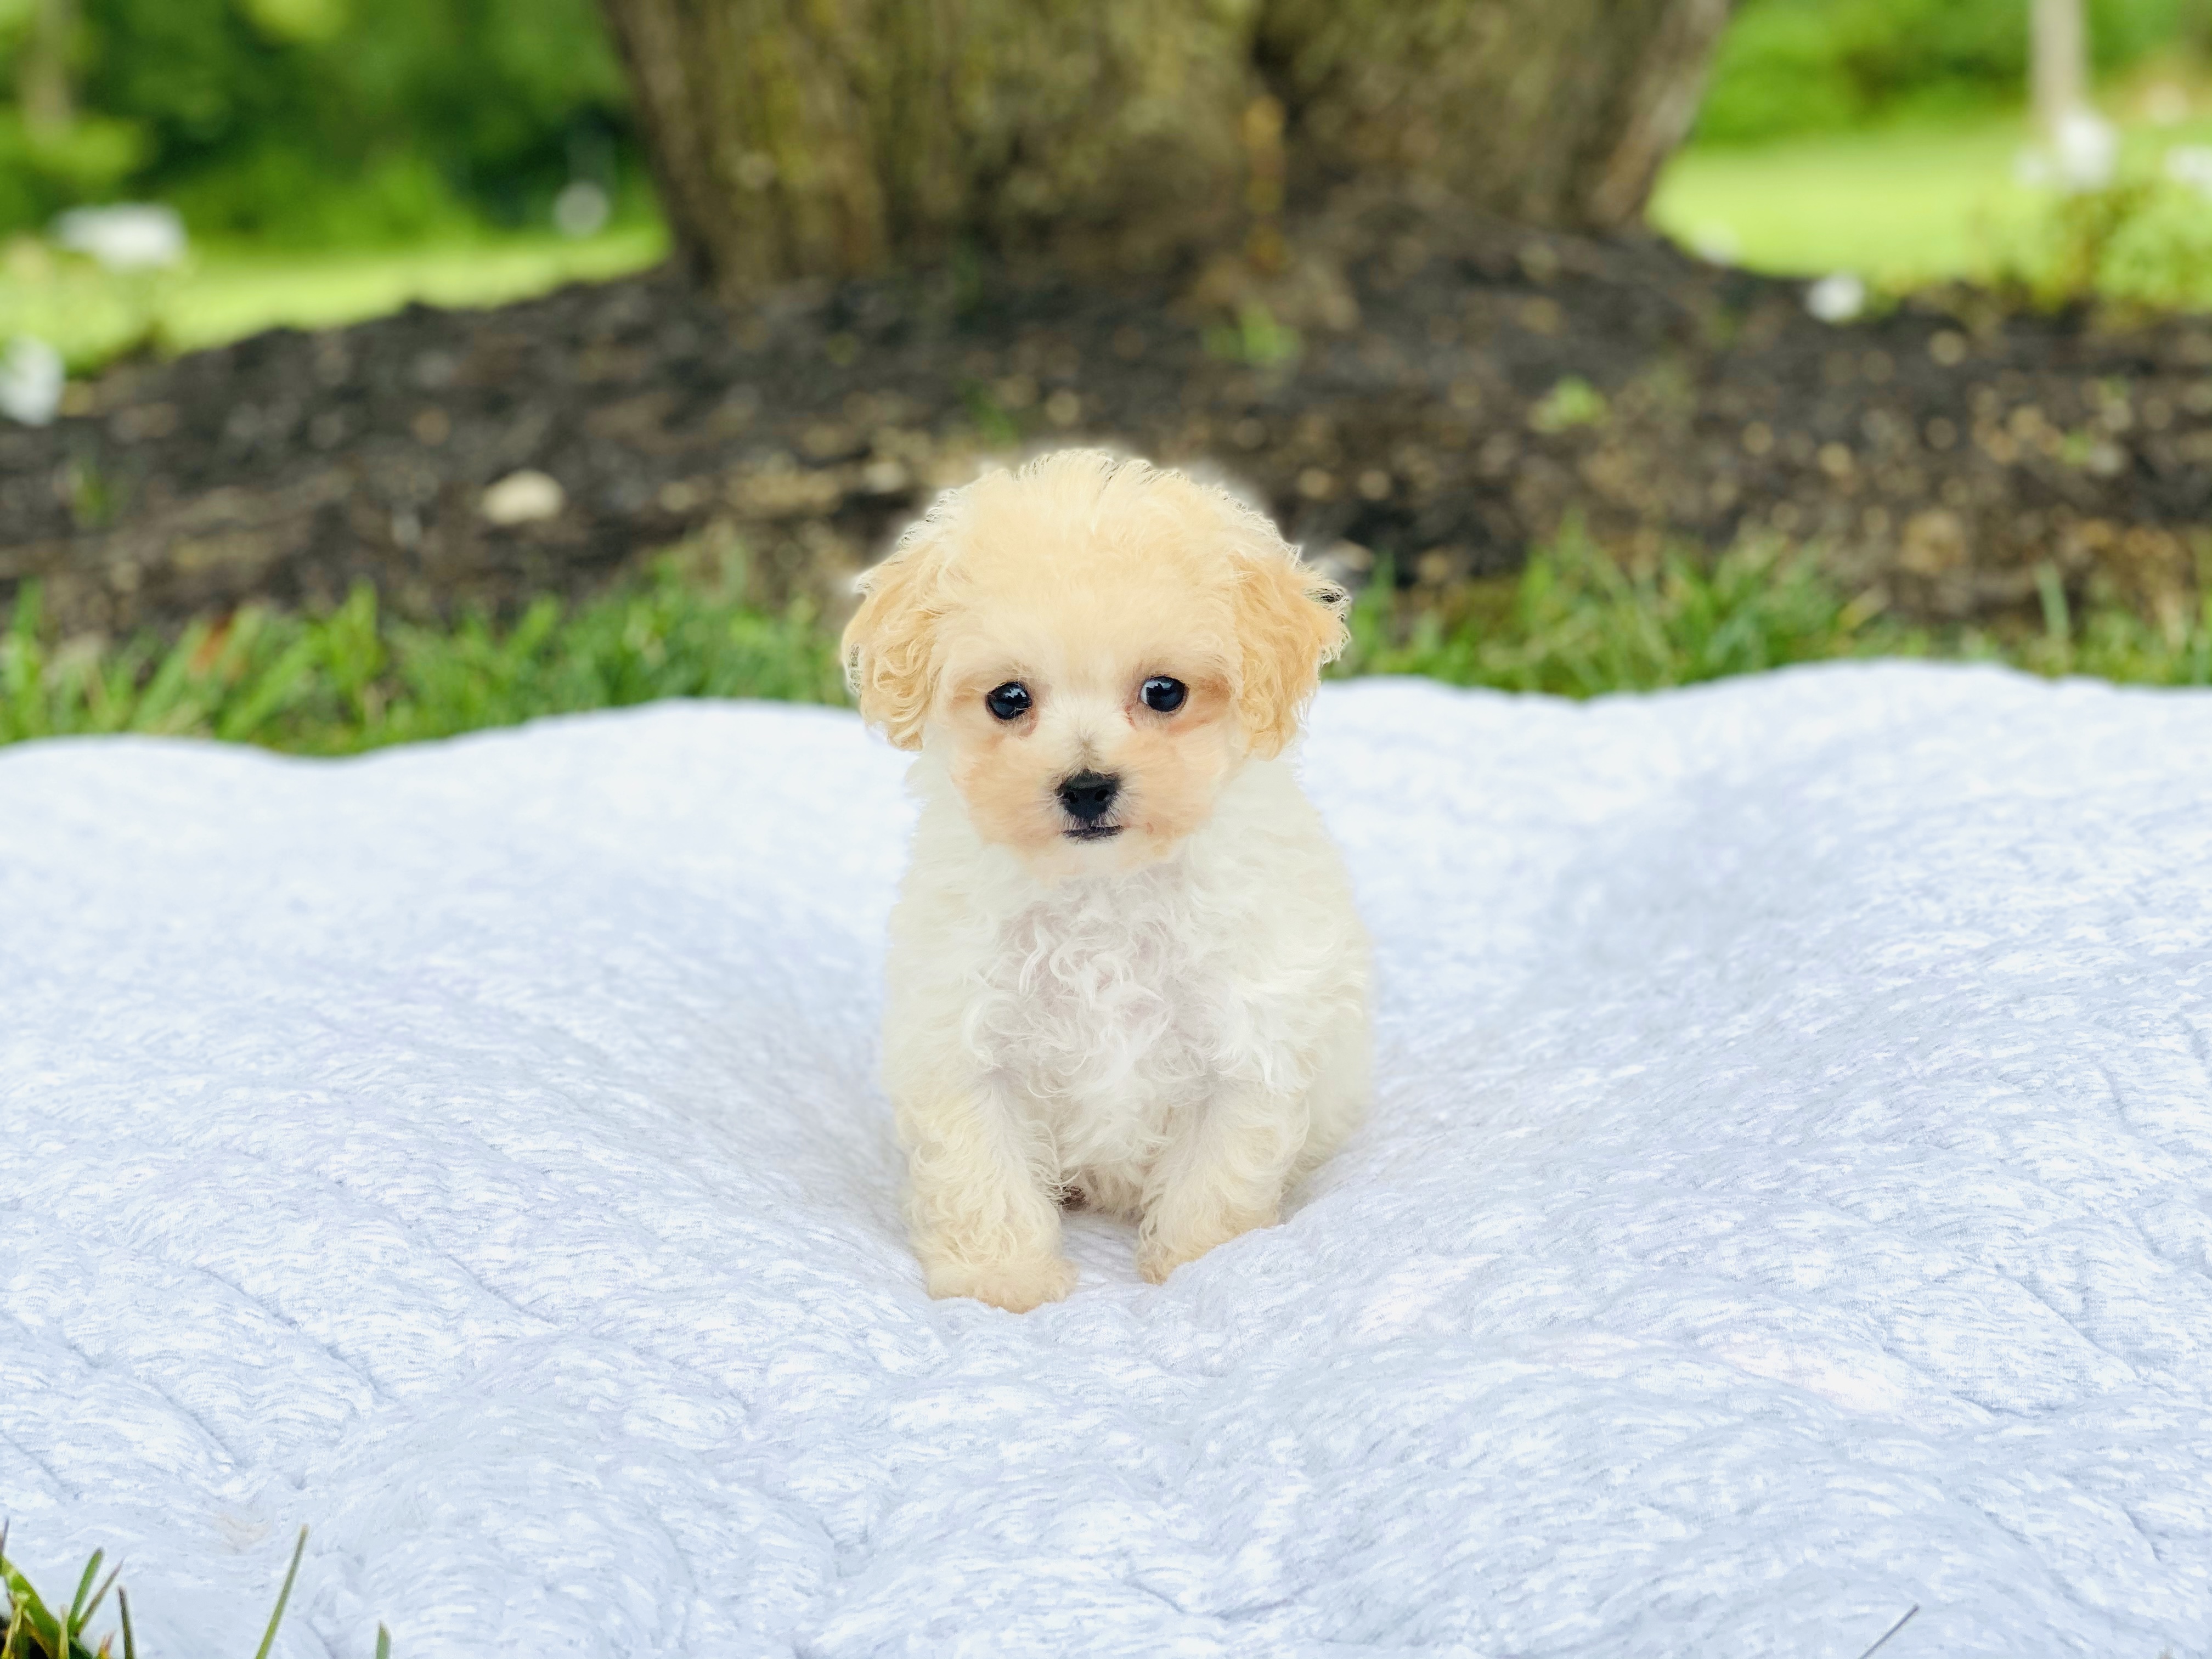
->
841 448 1347 876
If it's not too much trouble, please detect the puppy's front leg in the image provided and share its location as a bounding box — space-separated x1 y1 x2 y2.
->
1137 1080 1308 1284
901 1087 1075 1312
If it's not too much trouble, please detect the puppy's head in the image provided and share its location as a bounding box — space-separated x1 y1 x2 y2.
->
843 450 1346 876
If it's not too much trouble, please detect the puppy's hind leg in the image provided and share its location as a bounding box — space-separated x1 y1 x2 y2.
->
1137 1081 1307 1284
901 1087 1076 1313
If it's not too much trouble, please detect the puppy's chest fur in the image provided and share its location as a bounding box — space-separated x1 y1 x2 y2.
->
889 754 1364 1214
968 865 1225 1175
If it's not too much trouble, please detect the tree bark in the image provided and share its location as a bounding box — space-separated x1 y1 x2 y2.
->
18 0 79 134
2030 0 2089 142
1256 0 1734 231
597 0 1734 297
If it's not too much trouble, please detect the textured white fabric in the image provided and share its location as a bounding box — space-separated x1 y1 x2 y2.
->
3 664 2210 1658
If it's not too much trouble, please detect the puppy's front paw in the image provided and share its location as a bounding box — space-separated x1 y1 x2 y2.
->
1137 1220 1271 1285
1136 1238 1202 1285
1138 1203 1280 1285
925 1254 1077 1312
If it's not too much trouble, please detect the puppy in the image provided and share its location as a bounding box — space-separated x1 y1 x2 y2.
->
843 450 1372 1311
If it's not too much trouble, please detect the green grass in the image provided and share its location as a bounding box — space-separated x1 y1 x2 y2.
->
0 221 667 373
1340 531 2212 693
4 532 2208 757
0 545 844 754
1649 103 2212 296
1651 115 2038 282
1 1521 360 1658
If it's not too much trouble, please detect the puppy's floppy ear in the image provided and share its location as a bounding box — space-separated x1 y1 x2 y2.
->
1224 515 1348 759
842 495 962 751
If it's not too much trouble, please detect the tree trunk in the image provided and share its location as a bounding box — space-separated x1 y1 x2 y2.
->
2030 0 2089 142
597 0 1734 298
18 0 78 134
1256 0 1734 231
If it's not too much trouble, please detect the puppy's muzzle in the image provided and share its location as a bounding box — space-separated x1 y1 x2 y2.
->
1057 770 1122 839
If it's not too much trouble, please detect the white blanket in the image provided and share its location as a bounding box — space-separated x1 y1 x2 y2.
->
3 665 2209 1658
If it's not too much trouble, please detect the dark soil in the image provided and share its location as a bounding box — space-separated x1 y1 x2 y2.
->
6 192 2211 639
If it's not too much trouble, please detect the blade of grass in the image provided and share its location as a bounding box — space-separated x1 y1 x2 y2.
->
116 1591 133 1659
0 1553 63 1656
2037 562 2072 647
208 607 269 684
128 620 215 735
375 1625 390 1659
67 1550 103 1634
251 1527 308 1659
2 582 47 742
215 633 321 743
77 1563 121 1636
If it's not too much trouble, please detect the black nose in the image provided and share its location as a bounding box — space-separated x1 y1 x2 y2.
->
1057 769 1120 824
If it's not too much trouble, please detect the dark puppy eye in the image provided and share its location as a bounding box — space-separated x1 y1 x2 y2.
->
1141 676 1187 714
985 682 1031 721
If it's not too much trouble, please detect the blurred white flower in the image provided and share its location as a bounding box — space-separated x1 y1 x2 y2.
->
2165 144 2212 199
2013 111 2121 195
554 181 612 240
53 204 189 271
1805 272 1866 325
2055 111 2120 190
0 337 65 427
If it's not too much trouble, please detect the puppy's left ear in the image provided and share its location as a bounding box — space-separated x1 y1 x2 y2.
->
843 501 960 750
1229 529 1348 759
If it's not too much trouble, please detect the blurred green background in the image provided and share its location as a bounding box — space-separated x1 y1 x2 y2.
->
1 0 2209 369
1655 0 2212 287
0 0 638 241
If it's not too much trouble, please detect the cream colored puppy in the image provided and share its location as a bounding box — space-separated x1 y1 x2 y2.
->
844 449 1372 1312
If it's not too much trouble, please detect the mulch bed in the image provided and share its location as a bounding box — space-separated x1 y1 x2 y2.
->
5 192 2210 638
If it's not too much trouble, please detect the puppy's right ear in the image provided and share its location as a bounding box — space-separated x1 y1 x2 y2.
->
842 504 958 750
